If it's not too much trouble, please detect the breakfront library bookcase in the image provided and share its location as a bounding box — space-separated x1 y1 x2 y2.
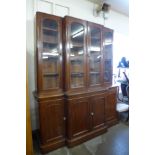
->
34 12 118 153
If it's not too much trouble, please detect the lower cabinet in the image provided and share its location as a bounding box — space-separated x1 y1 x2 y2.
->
91 94 106 130
38 97 66 153
66 92 108 147
35 87 118 153
105 87 118 127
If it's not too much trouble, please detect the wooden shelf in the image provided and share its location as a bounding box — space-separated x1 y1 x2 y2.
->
71 72 84 77
90 72 100 75
43 73 59 76
71 43 83 48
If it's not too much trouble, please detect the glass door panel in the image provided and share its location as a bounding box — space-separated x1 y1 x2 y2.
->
89 27 102 86
70 22 85 88
41 18 60 89
103 31 113 82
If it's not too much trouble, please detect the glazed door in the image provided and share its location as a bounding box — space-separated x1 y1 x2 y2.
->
103 27 113 85
64 17 87 91
36 12 63 92
67 97 90 138
90 94 105 130
105 88 117 121
87 22 103 87
39 99 65 144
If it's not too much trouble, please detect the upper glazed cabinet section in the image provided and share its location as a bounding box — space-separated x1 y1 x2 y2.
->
63 17 87 91
36 12 63 93
103 27 113 85
87 22 103 87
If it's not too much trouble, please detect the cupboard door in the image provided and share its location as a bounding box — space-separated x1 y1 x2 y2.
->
87 23 103 87
67 97 90 138
39 99 65 144
64 17 87 90
105 88 117 121
103 28 113 85
36 12 63 92
90 95 105 130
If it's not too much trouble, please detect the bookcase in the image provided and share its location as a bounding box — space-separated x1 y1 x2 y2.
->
34 12 118 153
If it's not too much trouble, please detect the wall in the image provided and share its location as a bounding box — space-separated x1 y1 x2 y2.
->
26 0 129 130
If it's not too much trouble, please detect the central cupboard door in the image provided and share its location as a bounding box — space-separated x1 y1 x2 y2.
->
87 22 103 87
67 97 90 138
64 17 87 91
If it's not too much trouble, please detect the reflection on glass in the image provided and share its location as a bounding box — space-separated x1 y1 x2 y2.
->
89 27 101 85
103 31 113 83
70 22 85 88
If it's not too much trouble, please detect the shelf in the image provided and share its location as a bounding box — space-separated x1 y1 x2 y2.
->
71 72 84 77
43 73 59 76
70 43 84 48
43 27 58 32
70 57 83 63
91 36 100 40
90 72 100 75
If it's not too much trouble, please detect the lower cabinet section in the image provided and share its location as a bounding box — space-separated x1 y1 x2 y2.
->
34 87 118 153
37 96 66 153
105 87 119 127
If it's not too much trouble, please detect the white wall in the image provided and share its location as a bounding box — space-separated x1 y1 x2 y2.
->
26 0 129 130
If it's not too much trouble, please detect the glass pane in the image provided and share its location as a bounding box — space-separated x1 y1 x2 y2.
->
43 76 58 89
89 27 101 85
42 19 58 30
103 31 113 83
105 45 112 59
105 60 112 71
71 23 84 44
71 73 84 88
70 22 85 88
90 73 100 85
41 18 60 89
104 71 111 82
43 29 58 43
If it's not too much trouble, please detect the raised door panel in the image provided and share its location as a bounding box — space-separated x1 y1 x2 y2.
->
87 22 103 87
91 95 105 129
64 17 87 91
36 12 63 92
67 97 90 138
105 89 117 121
103 27 113 85
39 99 65 144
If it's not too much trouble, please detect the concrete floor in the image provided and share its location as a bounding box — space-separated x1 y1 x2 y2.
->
33 122 129 155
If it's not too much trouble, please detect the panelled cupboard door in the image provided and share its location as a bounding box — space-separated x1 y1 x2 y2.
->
87 22 103 87
36 12 63 92
103 27 113 85
64 16 87 91
105 89 117 121
67 97 90 138
39 99 65 144
90 94 105 130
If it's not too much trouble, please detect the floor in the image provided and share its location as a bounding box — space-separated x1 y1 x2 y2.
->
33 121 129 155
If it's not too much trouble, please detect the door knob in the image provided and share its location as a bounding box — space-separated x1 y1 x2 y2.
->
91 112 94 116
